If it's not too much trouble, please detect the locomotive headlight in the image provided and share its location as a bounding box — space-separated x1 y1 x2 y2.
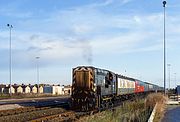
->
93 83 96 91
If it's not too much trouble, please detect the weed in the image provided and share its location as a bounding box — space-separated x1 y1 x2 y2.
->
77 93 166 122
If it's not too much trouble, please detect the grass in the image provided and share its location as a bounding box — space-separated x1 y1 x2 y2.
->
0 93 11 99
77 93 166 122
149 93 167 122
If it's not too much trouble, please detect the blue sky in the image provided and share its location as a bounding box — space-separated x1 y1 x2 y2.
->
0 0 180 87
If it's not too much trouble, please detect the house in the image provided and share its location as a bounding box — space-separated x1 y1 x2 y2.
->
22 85 31 93
30 85 38 93
39 85 43 93
0 85 6 93
16 85 23 93
13 85 23 93
63 85 71 95
12 84 22 93
3 85 15 94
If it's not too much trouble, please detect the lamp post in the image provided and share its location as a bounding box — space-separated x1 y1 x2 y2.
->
36 56 40 94
167 64 171 91
7 24 13 95
174 73 176 88
163 1 167 95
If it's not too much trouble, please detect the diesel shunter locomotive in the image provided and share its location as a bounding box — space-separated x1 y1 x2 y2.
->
71 66 163 111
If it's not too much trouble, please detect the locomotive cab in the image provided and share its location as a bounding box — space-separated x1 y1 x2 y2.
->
71 66 96 111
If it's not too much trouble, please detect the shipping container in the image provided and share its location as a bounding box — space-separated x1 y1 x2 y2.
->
43 86 52 94
43 85 64 95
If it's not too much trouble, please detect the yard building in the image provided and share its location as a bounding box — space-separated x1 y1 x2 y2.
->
22 85 31 93
52 85 63 95
30 85 38 93
0 85 6 93
3 85 15 94
39 85 44 93
64 85 71 95
16 85 23 93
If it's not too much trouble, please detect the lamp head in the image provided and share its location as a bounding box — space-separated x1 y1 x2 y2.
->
7 24 13 28
163 1 166 7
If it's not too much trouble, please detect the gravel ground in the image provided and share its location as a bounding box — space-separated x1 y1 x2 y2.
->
0 104 23 111
49 112 76 122
0 107 66 122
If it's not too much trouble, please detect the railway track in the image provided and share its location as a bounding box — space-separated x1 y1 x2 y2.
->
0 101 69 117
0 102 70 122
0 107 68 122
29 109 99 122
29 111 76 122
0 107 50 117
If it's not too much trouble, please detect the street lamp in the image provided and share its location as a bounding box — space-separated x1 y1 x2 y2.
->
174 73 176 88
7 24 13 95
36 56 40 94
167 64 171 91
163 1 167 95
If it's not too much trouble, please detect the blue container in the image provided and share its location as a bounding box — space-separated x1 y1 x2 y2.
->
43 86 52 93
176 85 180 95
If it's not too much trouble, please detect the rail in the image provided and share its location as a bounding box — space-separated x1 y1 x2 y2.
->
29 111 75 122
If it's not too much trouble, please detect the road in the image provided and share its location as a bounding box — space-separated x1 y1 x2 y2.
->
162 105 180 122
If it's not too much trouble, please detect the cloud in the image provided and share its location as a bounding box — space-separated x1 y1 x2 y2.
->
85 0 133 8
121 0 133 4
88 0 114 7
1 0 180 85
1 0 180 71
30 34 39 40
0 10 166 60
72 24 93 34
0 7 32 18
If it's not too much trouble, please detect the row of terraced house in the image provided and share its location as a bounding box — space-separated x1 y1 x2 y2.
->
0 84 71 95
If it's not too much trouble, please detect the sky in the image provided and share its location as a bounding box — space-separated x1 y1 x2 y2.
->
0 0 180 87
